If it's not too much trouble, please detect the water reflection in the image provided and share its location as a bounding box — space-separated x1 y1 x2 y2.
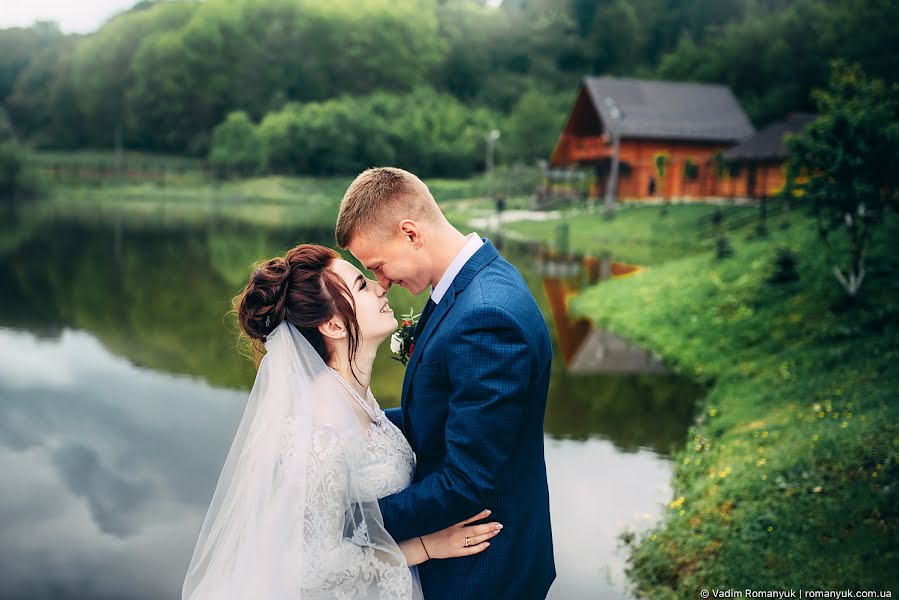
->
0 328 244 599
0 215 703 599
545 437 674 599
0 327 675 600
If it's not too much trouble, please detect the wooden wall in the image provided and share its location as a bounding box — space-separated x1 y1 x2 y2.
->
552 111 789 200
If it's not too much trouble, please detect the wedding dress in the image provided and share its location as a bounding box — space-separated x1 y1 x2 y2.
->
182 321 423 600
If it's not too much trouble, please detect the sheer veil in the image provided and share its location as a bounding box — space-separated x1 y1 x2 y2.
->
182 321 422 599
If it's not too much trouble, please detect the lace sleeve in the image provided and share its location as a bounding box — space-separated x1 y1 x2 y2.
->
300 424 415 599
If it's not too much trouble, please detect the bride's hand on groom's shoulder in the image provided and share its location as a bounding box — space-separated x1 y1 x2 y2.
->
421 509 503 559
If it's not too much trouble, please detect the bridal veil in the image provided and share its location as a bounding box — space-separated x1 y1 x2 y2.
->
182 321 422 599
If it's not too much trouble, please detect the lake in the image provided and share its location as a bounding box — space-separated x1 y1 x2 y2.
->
0 209 702 599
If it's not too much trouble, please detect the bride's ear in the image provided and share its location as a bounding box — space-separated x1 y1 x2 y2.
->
318 318 347 341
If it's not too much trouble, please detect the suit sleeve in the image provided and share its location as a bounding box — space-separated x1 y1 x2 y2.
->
378 304 532 540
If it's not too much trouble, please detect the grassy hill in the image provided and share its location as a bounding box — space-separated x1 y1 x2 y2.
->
486 202 899 595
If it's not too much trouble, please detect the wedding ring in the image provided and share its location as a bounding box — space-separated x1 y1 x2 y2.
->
464 536 471 547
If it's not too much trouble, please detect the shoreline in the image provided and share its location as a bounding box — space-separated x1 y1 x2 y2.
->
470 205 898 596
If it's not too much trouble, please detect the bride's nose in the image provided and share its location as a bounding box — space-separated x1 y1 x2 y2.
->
373 280 388 296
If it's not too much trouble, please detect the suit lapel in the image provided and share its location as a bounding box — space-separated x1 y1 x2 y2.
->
400 239 500 411
401 290 454 405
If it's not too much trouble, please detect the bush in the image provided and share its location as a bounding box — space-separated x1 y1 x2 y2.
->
784 62 899 298
502 89 571 163
208 111 262 178
683 158 699 180
715 236 734 259
753 222 769 238
711 209 724 227
0 140 42 198
768 247 799 284
0 107 14 142
252 88 499 178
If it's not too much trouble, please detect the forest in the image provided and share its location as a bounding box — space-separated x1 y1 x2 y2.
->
1 0 897 177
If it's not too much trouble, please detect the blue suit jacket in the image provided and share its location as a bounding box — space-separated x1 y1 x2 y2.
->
379 239 556 600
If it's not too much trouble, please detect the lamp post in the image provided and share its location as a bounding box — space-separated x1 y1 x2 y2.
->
486 129 501 228
486 128 501 197
603 97 622 220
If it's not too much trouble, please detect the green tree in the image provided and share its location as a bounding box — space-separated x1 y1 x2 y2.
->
657 0 899 126
253 88 498 177
71 1 197 148
0 138 41 198
503 89 570 163
0 107 12 141
566 0 643 75
0 140 27 196
784 62 899 298
41 53 87 148
5 36 85 147
5 0 897 173
257 103 309 173
209 111 262 176
123 0 447 153
227 0 316 117
126 30 205 152
0 22 65 104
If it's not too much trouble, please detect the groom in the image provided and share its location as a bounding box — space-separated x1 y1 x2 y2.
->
336 167 555 599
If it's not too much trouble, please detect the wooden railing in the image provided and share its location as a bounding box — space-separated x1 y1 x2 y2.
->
556 134 610 163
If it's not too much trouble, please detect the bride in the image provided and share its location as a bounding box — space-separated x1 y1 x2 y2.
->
182 244 502 599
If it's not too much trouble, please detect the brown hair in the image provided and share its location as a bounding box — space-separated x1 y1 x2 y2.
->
335 166 442 248
233 244 360 370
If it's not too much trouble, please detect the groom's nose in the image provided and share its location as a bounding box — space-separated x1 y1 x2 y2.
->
375 273 392 290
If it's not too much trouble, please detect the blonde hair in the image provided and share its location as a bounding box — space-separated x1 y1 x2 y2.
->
335 167 442 248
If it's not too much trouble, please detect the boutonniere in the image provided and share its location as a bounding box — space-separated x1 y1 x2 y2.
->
390 308 420 366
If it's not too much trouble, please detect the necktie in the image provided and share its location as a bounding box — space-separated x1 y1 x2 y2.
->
414 298 437 340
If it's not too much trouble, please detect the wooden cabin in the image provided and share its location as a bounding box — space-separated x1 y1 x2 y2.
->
550 77 755 201
718 112 816 199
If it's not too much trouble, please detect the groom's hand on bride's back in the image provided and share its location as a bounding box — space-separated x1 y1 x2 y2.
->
421 509 503 559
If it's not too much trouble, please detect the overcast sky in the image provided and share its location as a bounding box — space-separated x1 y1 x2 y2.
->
0 0 140 34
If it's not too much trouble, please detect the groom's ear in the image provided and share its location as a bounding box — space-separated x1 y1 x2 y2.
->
399 219 424 248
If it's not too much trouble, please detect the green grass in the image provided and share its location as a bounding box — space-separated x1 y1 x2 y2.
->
440 194 536 227
32 149 204 169
40 176 346 228
450 199 898 593
557 208 899 595
28 152 544 230
445 197 795 266
509 204 711 264
507 202 796 266
36 171 509 229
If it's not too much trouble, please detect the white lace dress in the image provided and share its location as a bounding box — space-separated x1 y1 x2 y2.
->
283 405 417 599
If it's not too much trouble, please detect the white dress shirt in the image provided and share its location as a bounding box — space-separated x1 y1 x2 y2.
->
430 233 483 304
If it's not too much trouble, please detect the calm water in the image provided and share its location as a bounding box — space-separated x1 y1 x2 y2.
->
0 212 701 599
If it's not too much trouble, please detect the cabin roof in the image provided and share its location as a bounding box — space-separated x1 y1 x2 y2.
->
581 76 756 143
721 112 817 162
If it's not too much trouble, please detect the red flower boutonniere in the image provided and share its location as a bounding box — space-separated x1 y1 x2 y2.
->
390 308 420 367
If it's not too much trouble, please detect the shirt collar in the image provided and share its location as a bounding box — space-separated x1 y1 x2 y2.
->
430 233 483 304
